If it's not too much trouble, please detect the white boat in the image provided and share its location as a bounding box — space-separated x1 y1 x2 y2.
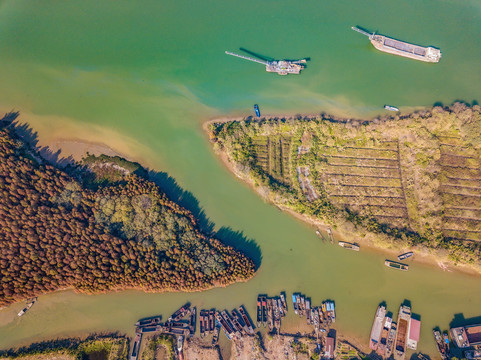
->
384 105 399 112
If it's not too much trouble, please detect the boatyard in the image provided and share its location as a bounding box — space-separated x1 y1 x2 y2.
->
128 292 339 360
127 295 481 360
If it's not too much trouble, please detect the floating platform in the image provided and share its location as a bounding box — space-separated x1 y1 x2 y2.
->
352 26 441 63
225 51 306 75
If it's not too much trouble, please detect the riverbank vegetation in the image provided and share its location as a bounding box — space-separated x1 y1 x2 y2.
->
209 103 481 268
0 334 129 359
140 334 175 360
0 121 255 306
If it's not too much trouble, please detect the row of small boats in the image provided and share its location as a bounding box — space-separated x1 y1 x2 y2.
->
131 303 196 360
433 329 450 360
293 293 336 325
256 293 287 332
215 306 255 340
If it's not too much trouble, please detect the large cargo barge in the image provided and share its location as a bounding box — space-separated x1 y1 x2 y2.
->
352 27 441 63
377 315 393 357
370 305 387 350
394 305 411 360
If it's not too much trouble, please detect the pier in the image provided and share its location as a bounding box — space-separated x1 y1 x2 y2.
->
225 50 306 75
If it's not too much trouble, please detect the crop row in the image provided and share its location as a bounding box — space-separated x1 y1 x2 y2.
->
326 184 404 198
319 146 398 160
325 175 402 188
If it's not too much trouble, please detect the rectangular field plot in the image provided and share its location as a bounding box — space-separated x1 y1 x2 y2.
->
252 135 292 183
326 184 404 198
320 146 398 159
443 217 481 232
442 193 481 208
313 140 408 229
332 196 406 207
326 175 402 187
319 166 401 178
443 229 481 241
346 204 408 217
326 157 399 168
442 176 481 187
440 185 481 196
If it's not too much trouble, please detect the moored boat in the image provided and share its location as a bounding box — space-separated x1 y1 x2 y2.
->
169 303 190 322
377 315 393 357
385 260 409 271
254 104 261 117
199 311 205 337
130 332 142 360
338 241 360 251
434 329 448 360
280 293 287 313
384 105 400 112
209 310 215 333
397 251 413 261
238 305 255 334
212 324 220 345
443 331 450 351
370 305 387 350
135 316 162 328
394 305 411 360
351 26 441 63
17 297 37 317
262 296 268 326
257 296 262 327
386 322 397 358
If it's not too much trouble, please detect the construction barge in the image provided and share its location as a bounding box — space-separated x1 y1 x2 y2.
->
225 51 306 75
352 26 441 63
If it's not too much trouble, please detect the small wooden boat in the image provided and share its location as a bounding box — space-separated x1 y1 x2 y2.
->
385 259 409 271
397 251 413 261
338 241 360 251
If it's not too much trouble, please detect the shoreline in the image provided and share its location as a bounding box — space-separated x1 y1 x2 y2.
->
204 115 481 280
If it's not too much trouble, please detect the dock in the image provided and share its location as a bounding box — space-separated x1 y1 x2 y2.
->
352 26 441 63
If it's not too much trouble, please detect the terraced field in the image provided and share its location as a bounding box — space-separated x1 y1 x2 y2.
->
211 104 481 264
252 135 292 184
316 141 409 228
438 136 481 242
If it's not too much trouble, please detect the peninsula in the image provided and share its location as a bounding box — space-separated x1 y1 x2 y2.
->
208 103 481 272
0 117 255 307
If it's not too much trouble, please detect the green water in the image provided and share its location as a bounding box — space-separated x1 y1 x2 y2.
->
1 0 481 356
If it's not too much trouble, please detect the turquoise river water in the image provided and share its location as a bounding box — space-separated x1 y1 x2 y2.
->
0 0 481 356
